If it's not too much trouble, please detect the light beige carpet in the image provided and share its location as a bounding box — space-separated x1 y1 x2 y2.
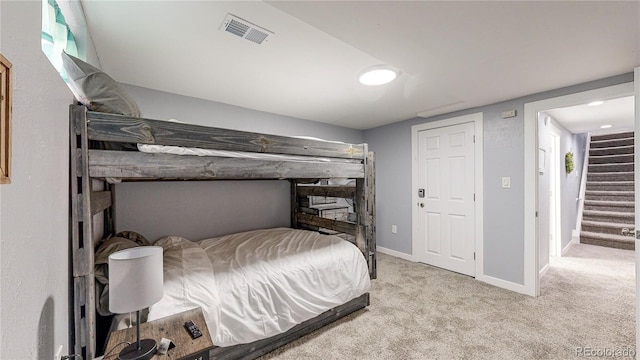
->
261 244 635 359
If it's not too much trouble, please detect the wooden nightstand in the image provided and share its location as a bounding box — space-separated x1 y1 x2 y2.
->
104 308 214 360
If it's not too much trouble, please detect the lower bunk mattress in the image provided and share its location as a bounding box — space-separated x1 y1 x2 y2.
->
146 227 371 347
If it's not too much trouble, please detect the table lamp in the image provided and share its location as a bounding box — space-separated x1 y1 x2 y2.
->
109 246 164 360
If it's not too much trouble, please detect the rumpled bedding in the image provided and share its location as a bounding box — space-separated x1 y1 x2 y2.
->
147 228 370 347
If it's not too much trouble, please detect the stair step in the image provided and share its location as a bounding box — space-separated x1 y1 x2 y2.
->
585 190 634 201
581 130 635 250
589 153 634 164
582 209 634 224
590 137 634 149
588 162 634 173
591 131 634 142
584 200 634 212
590 145 634 156
580 231 635 250
581 220 634 235
587 172 634 182
586 181 634 191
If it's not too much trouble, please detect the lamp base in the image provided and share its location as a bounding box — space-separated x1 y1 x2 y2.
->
118 339 157 360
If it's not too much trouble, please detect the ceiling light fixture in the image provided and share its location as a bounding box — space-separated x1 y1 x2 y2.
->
588 100 605 106
600 124 612 129
358 65 397 86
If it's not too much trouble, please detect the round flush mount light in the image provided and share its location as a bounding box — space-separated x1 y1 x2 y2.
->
358 66 398 86
600 124 612 129
588 100 605 107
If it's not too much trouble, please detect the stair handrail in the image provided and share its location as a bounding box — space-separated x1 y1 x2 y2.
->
574 132 591 242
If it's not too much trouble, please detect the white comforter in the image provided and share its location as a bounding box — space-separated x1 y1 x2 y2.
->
147 228 370 347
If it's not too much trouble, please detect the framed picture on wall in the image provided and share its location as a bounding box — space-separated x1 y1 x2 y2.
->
0 53 11 184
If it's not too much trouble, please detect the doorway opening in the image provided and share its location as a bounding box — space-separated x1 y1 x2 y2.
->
523 83 634 296
537 96 635 282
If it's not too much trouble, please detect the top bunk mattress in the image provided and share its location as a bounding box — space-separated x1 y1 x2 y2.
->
137 143 360 164
147 227 371 347
135 119 357 163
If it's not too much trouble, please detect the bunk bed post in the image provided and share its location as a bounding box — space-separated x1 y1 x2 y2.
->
367 151 377 279
356 145 374 278
290 180 298 229
69 105 96 359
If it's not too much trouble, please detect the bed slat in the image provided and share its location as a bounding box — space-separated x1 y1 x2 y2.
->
296 185 355 199
88 150 365 180
90 191 112 215
297 213 358 235
82 107 366 160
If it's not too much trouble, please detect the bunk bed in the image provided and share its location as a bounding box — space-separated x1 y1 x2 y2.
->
69 104 376 360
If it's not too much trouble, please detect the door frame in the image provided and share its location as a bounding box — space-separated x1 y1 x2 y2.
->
524 82 635 297
411 112 484 280
633 66 639 356
548 124 562 258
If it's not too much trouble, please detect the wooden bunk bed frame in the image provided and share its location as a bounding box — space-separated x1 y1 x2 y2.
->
69 104 376 359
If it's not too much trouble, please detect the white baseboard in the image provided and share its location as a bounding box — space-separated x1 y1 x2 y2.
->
539 263 550 278
378 246 536 296
480 274 534 296
376 246 414 262
571 229 580 244
562 236 579 256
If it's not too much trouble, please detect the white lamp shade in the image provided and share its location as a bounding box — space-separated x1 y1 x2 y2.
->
109 246 164 314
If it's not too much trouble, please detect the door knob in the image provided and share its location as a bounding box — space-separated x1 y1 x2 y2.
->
418 203 424 208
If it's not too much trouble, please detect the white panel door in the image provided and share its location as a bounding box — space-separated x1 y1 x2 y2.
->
417 122 475 276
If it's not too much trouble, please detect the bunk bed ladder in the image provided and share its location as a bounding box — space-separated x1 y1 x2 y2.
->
70 105 115 359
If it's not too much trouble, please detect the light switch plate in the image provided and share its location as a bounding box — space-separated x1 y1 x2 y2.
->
502 177 511 188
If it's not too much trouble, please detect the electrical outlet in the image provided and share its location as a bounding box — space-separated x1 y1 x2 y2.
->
54 345 63 360
391 225 397 234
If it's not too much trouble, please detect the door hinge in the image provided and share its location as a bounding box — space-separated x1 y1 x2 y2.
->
473 252 476 260
473 193 476 201
535 211 538 217
473 135 476 143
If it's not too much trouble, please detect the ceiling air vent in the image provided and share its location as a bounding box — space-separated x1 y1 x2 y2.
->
220 14 273 45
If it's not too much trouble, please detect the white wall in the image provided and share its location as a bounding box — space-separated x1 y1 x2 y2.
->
1 1 73 359
537 113 552 272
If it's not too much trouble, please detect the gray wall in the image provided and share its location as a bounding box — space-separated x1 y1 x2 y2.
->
115 85 365 242
122 84 364 143
116 181 290 242
1 1 74 358
364 73 634 285
559 127 587 251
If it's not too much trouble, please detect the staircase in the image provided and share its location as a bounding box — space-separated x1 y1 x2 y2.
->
580 131 635 250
